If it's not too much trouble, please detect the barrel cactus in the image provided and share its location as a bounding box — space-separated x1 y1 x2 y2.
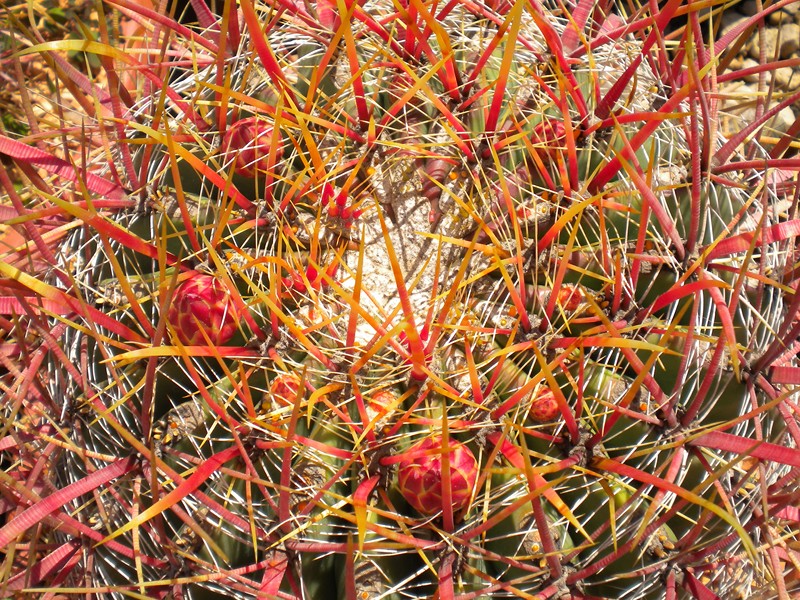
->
2 0 800 598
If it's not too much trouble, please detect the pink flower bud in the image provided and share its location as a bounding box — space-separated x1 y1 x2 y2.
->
222 117 283 178
167 273 240 345
397 437 478 515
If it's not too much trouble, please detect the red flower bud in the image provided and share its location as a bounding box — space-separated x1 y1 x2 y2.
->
270 374 304 408
397 437 478 516
222 117 283 178
529 387 560 423
531 117 567 157
554 283 585 312
167 273 240 345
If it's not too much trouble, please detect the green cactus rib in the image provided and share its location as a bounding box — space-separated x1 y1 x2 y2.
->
0 0 794 598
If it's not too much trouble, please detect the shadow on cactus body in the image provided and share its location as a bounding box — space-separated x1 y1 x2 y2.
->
2 0 799 599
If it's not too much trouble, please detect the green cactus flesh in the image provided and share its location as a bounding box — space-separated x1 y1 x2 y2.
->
32 1 797 599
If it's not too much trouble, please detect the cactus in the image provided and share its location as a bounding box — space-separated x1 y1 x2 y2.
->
2 0 800 598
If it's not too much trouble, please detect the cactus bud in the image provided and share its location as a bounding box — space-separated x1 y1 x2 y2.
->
529 387 560 423
222 117 283 178
366 388 397 424
530 117 567 158
167 273 240 345
397 437 478 516
269 373 304 408
553 283 585 313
